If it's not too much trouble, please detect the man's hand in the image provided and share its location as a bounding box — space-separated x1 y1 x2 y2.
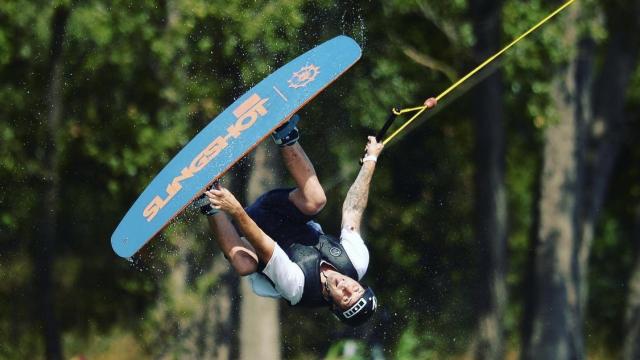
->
205 185 243 215
424 97 438 108
364 136 384 159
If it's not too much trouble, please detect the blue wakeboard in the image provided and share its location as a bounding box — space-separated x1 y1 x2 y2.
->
111 35 362 258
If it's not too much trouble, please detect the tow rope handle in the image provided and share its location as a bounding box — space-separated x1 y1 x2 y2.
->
359 109 400 165
376 109 401 141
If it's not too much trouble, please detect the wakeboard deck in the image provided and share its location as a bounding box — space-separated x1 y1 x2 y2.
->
111 35 362 258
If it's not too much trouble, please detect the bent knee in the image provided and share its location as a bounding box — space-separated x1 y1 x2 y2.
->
309 195 327 214
290 188 327 215
301 192 327 215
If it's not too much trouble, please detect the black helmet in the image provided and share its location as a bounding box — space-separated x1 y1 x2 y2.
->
332 287 378 327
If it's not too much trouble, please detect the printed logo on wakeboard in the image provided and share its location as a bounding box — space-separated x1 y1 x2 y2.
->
288 64 320 88
143 94 270 222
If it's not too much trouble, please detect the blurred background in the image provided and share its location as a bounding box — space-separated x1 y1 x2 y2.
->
1 0 640 359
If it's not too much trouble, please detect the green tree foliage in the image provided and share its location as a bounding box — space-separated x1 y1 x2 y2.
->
1 0 639 358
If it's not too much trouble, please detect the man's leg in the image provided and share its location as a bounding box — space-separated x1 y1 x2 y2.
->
207 213 259 276
280 142 327 216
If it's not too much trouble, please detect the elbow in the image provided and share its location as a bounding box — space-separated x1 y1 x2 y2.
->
229 249 259 276
233 258 258 276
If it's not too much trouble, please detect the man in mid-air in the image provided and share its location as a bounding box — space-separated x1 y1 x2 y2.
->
198 98 437 326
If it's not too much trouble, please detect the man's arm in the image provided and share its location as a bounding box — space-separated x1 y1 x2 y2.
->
341 136 384 233
205 185 305 304
341 98 437 232
205 186 275 263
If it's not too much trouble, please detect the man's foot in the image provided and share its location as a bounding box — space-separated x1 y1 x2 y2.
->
272 114 300 147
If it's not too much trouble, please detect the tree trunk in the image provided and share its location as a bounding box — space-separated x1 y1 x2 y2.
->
34 5 70 360
148 242 240 360
624 204 640 360
239 143 282 360
521 158 542 354
579 0 640 319
522 2 640 358
196 255 241 360
195 255 240 360
148 2 241 357
524 5 585 359
469 0 507 359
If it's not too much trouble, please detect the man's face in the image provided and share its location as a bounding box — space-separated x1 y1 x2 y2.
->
325 272 365 310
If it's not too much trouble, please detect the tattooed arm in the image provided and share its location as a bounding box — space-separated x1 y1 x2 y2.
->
341 136 384 233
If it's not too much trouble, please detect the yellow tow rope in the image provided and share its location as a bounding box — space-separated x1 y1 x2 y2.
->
382 0 577 145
